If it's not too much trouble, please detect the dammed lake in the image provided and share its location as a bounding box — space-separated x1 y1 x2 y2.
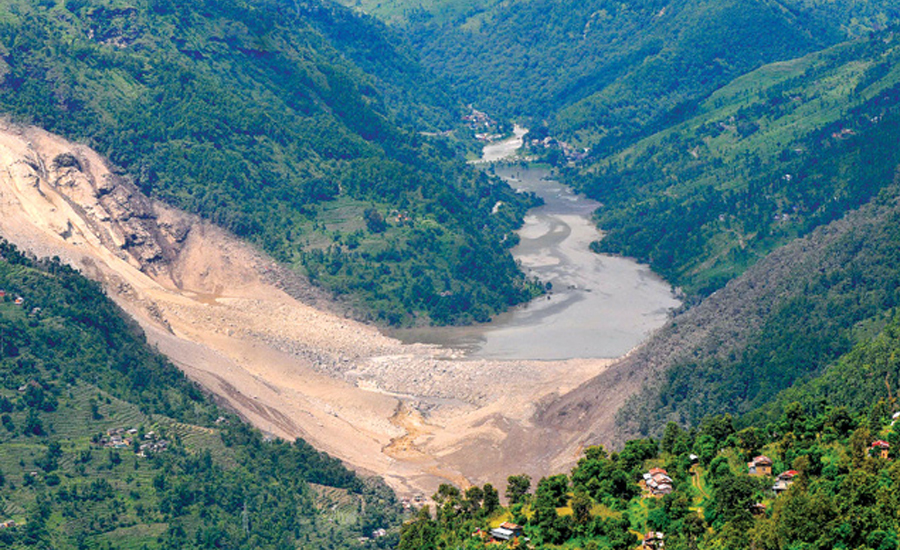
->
389 132 680 360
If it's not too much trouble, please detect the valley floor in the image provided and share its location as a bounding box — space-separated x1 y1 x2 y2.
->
0 123 626 498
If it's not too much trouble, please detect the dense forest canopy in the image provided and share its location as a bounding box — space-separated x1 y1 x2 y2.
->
355 0 898 151
0 0 542 326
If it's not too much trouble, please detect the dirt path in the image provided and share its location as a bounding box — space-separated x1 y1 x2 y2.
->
0 123 619 498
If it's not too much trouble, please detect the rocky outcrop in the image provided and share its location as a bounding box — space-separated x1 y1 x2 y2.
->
40 150 182 281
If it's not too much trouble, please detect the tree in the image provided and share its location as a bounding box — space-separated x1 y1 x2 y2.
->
695 434 718 466
617 438 658 472
433 483 462 524
505 474 531 505
699 414 736 442
707 456 733 488
482 483 500 515
463 485 483 516
661 422 687 454
398 507 439 550
23 409 44 436
712 475 763 528
571 489 592 527
824 406 854 437
681 512 707 550
363 208 387 233
535 474 569 508
868 398 892 433
782 402 806 434
849 426 872 467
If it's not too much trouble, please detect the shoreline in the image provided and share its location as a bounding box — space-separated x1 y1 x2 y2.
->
392 133 679 362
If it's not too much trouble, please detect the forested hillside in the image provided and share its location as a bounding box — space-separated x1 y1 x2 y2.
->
0 241 401 549
507 30 900 457
595 178 900 442
747 314 900 429
570 32 900 295
0 0 541 326
410 0 831 146
357 0 897 151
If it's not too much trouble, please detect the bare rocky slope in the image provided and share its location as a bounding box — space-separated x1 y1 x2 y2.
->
0 122 618 498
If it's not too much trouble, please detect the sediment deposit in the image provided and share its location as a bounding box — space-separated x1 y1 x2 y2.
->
0 123 617 497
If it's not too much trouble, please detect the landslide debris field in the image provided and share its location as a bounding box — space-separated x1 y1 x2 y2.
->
0 123 622 497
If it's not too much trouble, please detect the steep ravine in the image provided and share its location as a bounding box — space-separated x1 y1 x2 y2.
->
0 122 620 497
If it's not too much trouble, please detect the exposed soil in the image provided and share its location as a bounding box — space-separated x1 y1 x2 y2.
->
0 123 622 498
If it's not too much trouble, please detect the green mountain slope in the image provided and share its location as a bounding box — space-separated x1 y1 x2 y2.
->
591 178 900 441
0 0 541 326
746 312 900 429
569 32 900 296
0 241 400 549
378 0 897 149
530 181 900 448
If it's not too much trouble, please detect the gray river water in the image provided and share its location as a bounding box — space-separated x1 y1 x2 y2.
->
389 134 680 360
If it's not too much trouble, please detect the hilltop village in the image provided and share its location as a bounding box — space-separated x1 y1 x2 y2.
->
398 405 900 549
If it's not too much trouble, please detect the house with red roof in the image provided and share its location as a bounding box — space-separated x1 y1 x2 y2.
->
772 470 799 495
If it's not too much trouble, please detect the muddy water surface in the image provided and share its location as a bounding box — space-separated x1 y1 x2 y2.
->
390 156 680 360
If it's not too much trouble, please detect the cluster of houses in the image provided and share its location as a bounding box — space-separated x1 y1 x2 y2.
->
393 211 411 226
0 519 16 529
97 427 169 456
831 127 857 140
643 467 673 496
462 108 505 142
462 109 492 128
744 441 893 505
526 135 590 162
747 455 798 495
